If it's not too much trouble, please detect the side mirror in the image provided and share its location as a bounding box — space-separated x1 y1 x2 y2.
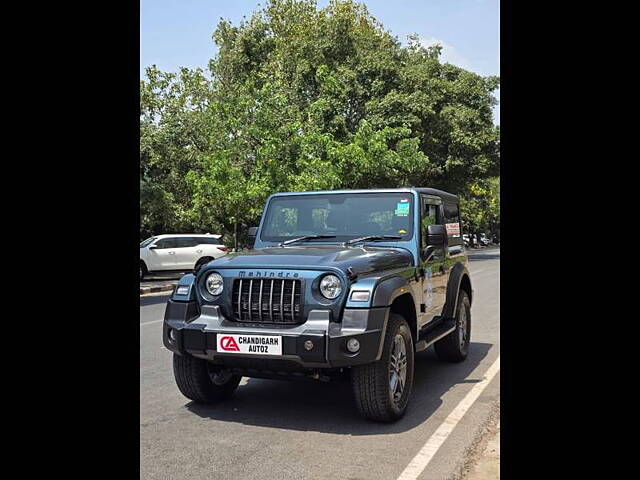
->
148 244 158 250
426 224 447 247
247 226 259 248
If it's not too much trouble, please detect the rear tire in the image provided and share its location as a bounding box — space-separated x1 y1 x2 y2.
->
434 290 471 362
351 313 414 422
173 354 241 403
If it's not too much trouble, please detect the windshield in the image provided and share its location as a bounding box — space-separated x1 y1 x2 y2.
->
140 236 157 248
260 193 414 243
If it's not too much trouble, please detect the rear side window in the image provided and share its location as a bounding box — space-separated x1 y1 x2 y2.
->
196 237 221 245
443 203 462 245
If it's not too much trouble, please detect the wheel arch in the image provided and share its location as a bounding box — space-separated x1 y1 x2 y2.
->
194 256 214 272
390 293 418 343
372 275 418 342
442 263 473 319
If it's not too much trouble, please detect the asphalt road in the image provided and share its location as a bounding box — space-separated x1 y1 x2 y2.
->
140 248 500 480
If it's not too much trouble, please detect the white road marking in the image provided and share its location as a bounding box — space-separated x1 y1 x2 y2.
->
396 356 500 480
140 319 164 327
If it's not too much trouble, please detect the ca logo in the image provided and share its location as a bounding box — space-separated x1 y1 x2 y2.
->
219 336 240 351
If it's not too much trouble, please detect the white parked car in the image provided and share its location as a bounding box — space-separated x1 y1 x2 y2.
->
140 234 228 280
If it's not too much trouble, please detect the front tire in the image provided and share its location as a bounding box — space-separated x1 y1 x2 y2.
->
351 314 415 422
173 354 241 403
434 290 471 362
140 261 147 281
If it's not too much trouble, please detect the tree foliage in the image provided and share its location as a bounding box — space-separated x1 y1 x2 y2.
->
459 176 500 239
140 0 500 243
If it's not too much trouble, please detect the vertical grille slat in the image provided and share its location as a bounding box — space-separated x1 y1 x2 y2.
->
258 280 264 322
290 281 295 323
232 277 302 324
269 280 274 322
280 280 285 323
237 279 243 320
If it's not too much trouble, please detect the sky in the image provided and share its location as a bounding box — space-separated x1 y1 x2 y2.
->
140 0 499 124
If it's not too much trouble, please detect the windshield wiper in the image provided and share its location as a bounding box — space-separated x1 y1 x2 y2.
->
280 234 336 246
345 235 402 246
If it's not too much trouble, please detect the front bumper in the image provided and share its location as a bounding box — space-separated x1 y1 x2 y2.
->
162 299 389 369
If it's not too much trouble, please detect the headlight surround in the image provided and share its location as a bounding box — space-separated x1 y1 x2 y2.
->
319 274 342 299
205 272 224 296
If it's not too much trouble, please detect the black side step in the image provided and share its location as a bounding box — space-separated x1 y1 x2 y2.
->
415 318 456 352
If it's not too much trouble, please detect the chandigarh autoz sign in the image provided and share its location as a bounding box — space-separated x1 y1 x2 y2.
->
217 334 283 355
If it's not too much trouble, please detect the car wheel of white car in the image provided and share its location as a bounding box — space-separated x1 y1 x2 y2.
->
140 262 147 281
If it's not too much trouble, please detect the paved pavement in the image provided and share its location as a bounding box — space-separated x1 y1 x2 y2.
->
140 248 500 480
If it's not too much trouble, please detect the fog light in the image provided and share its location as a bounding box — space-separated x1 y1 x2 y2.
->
346 338 360 353
304 340 314 351
168 328 176 343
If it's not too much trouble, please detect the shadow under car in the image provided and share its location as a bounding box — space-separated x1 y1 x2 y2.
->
185 341 494 435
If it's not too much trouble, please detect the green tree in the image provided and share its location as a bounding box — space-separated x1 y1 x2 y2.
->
459 177 500 245
140 0 500 244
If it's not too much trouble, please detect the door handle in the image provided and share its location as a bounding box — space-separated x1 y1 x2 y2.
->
196 249 203 253
169 251 175 255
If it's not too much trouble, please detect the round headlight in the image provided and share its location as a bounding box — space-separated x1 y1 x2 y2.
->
205 272 224 296
320 274 342 299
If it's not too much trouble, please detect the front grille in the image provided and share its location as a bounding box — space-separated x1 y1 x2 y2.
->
231 278 302 324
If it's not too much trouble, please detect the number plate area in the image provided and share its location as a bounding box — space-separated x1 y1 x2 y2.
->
216 334 283 356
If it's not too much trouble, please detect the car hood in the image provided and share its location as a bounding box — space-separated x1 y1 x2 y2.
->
205 245 413 276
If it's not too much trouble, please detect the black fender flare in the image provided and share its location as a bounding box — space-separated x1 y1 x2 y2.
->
370 275 417 349
441 262 472 319
371 275 414 308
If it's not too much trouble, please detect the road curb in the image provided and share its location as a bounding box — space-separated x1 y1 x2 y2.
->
140 284 176 296
449 400 500 480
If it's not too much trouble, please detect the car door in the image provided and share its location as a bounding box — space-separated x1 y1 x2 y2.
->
149 237 179 271
173 237 199 270
419 195 448 328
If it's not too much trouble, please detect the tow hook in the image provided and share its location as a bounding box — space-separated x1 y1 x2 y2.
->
311 370 330 382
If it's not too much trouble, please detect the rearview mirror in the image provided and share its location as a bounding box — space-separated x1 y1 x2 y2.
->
426 224 447 247
148 244 158 250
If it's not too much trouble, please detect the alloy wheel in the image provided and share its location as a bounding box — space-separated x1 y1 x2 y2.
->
389 333 408 404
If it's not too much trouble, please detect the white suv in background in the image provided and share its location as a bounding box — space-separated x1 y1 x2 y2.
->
140 234 228 280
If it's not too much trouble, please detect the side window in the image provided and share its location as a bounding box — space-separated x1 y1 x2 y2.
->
154 238 177 249
420 196 440 250
175 237 197 248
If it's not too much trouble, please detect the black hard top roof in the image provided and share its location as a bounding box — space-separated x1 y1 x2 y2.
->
412 188 459 203
270 187 459 203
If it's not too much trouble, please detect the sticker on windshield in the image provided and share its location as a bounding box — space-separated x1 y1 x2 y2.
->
395 202 410 216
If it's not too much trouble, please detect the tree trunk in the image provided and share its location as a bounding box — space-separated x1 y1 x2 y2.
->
234 218 238 251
